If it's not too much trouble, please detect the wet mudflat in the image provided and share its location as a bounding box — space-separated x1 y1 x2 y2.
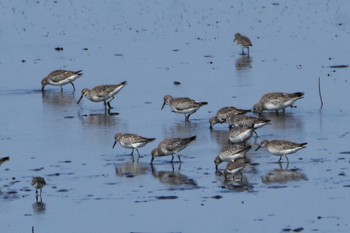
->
1 0 350 232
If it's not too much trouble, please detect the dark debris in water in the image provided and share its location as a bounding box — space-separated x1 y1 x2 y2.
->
282 227 304 232
339 151 350 155
328 65 349 68
63 116 74 119
155 195 178 200
211 195 223 199
30 167 44 171
173 81 181 85
57 189 69 192
54 47 64 51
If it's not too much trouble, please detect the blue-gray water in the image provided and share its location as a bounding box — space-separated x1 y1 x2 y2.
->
1 0 350 232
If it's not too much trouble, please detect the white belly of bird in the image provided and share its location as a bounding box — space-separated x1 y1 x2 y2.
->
172 106 198 114
229 130 253 143
268 147 300 156
265 102 281 110
220 151 246 162
49 75 78 86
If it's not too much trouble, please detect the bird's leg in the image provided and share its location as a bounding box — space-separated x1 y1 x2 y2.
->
277 156 282 163
177 155 182 163
107 96 115 109
275 110 279 115
60 86 63 92
285 156 289 164
135 148 142 158
185 113 192 122
171 155 174 163
130 148 134 156
70 82 76 91
247 47 250 57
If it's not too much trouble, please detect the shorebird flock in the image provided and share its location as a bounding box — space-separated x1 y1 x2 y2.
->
4 32 307 198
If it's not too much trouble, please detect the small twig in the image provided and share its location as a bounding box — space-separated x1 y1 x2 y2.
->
32 226 34 233
318 77 323 109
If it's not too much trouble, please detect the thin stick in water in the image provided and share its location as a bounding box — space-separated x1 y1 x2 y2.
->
318 77 323 109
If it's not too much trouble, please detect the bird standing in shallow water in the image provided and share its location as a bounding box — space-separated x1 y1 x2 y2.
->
224 157 250 179
77 81 127 109
234 33 253 56
113 133 155 159
161 95 208 122
228 125 255 145
252 92 304 115
214 144 252 170
255 139 307 163
32 176 46 196
151 136 196 164
41 70 82 91
209 106 251 128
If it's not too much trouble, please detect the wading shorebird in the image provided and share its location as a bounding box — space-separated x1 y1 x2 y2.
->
77 81 127 109
228 125 255 145
161 95 208 122
252 92 304 115
224 157 250 179
31 176 46 196
214 144 252 170
151 136 196 164
255 139 307 163
227 114 271 130
41 70 83 91
209 106 251 129
113 133 155 158
234 33 253 56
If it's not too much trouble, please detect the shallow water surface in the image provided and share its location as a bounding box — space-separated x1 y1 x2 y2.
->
1 0 350 232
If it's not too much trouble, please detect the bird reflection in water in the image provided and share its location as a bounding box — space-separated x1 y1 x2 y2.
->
151 163 198 190
78 110 119 128
235 56 252 72
216 158 253 192
262 163 307 184
114 162 150 178
32 199 46 214
42 91 76 107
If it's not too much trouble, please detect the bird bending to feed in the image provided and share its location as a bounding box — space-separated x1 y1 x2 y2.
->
255 139 307 163
234 33 253 56
41 70 83 91
77 81 127 109
252 92 304 115
161 95 208 121
224 158 250 179
0 156 10 166
227 114 271 129
113 133 155 158
31 176 46 196
209 106 251 128
214 144 252 170
151 136 196 164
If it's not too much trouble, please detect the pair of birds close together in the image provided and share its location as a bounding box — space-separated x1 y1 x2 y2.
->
41 70 128 110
